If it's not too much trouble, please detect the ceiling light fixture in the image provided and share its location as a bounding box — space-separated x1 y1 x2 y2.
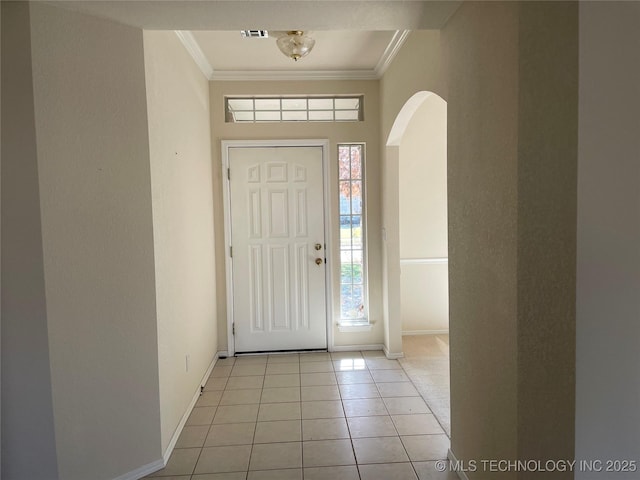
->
276 31 315 61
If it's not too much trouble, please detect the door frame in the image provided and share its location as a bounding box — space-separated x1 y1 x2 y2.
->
221 139 334 356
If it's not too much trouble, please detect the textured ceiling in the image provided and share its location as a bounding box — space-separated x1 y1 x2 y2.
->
50 1 461 80
190 30 397 78
52 1 461 30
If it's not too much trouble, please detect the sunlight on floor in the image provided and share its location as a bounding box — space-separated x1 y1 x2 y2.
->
399 335 451 436
146 348 456 479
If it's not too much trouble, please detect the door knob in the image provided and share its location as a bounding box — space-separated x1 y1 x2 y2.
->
315 258 323 265
315 243 322 251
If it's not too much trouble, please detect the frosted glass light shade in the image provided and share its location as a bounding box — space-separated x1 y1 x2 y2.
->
276 31 315 61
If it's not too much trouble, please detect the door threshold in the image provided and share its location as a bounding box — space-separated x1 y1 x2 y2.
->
233 348 328 357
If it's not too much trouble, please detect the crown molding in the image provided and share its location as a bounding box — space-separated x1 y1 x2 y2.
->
210 69 379 82
175 30 215 79
176 29 410 82
375 30 411 77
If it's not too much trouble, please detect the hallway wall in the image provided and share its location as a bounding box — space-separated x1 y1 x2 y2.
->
29 4 163 479
443 4 520 472
1 3 59 477
443 2 578 475
383 3 578 477
144 30 218 456
3 3 164 479
444 2 578 474
515 2 578 464
576 3 640 477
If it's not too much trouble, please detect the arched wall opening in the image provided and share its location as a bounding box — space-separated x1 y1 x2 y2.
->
398 94 448 336
383 91 448 355
382 90 449 433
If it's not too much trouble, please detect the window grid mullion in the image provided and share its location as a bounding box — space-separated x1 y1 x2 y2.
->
226 95 363 123
339 143 366 321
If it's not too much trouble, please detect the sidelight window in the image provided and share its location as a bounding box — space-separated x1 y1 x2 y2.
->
338 144 368 323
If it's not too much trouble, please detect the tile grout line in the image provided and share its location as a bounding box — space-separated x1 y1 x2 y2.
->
169 350 447 479
245 376 258 479
338 351 363 480
367 352 414 473
298 357 304 477
185 369 229 478
396 354 450 441
379 361 420 467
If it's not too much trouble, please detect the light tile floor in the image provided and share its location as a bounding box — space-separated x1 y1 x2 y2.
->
399 335 451 436
147 346 456 480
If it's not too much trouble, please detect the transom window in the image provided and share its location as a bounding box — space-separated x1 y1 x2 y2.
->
339 144 367 323
225 95 364 123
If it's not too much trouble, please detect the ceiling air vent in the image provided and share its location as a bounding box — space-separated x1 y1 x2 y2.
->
241 30 269 39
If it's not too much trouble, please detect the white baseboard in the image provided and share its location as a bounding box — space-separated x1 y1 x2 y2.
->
402 329 449 336
112 459 164 480
331 344 385 353
217 350 230 358
448 448 471 480
161 354 218 465
382 344 404 359
112 354 220 480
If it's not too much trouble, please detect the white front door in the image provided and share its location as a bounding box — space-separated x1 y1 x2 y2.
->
228 146 327 353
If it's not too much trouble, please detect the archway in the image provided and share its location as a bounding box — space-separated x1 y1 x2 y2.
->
385 91 450 433
383 91 448 356
382 91 449 432
398 94 448 338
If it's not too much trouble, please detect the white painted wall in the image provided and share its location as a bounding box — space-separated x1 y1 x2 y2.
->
144 30 218 454
400 264 448 333
28 4 162 479
398 94 448 333
576 3 640 477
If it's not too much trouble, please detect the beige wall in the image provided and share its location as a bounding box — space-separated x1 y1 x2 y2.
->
381 2 577 475
380 30 444 355
399 95 447 258
442 3 519 471
576 3 640 477
381 30 446 142
515 2 577 466
211 80 383 350
2 3 165 479
443 1 577 475
1 3 59 477
399 94 448 333
144 30 218 455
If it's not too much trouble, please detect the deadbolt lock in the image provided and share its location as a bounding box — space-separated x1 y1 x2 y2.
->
315 243 322 251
